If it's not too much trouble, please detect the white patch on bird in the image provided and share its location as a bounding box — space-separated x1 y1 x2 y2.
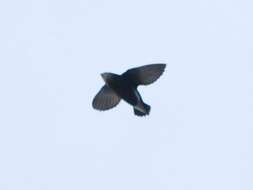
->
134 104 146 113
133 89 146 113
133 88 141 101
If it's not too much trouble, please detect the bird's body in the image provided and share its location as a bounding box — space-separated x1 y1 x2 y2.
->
101 73 149 115
92 64 166 116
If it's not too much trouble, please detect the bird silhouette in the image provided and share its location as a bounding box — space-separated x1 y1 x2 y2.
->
92 64 166 116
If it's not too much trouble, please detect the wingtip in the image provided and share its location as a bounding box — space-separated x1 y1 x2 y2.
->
152 63 167 71
157 63 166 68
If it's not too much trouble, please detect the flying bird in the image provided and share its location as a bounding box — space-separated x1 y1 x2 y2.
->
92 64 166 116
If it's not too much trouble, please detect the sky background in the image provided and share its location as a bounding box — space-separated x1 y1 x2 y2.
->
0 0 252 189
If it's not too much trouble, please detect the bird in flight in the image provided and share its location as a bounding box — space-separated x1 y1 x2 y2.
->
92 64 166 116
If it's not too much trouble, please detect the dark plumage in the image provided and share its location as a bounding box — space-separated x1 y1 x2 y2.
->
92 64 166 116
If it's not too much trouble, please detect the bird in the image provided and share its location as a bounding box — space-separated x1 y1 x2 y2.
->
92 64 166 116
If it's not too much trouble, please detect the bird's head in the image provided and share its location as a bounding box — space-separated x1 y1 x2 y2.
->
101 72 114 84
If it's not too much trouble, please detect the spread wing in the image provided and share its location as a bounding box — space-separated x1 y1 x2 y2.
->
122 64 166 86
92 85 121 111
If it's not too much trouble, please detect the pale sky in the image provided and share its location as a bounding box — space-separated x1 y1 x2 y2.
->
0 0 252 189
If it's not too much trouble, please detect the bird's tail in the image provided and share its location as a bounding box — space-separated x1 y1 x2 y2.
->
134 103 151 117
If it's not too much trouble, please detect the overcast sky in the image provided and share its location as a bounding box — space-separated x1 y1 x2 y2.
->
0 0 252 189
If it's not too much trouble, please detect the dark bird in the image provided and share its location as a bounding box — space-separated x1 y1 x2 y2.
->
92 64 166 116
